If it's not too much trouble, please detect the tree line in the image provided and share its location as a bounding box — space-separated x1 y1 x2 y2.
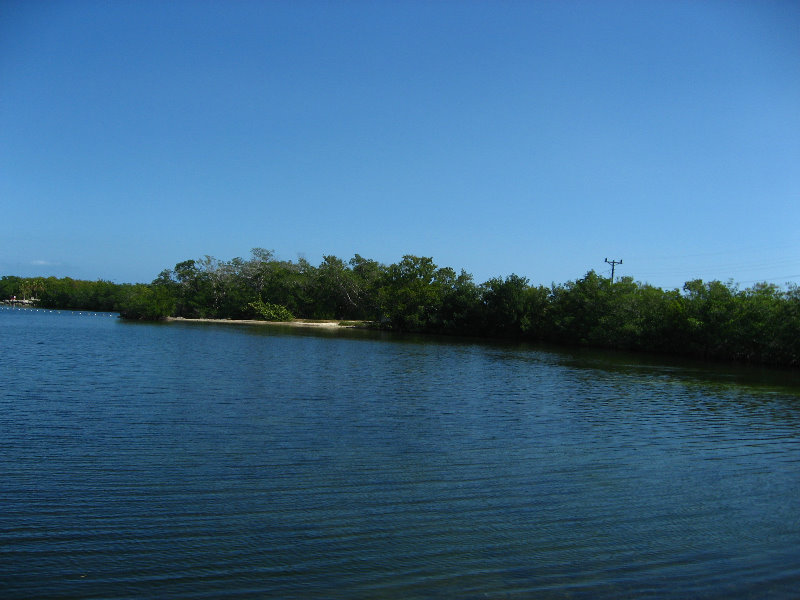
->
1 275 126 312
3 248 798 367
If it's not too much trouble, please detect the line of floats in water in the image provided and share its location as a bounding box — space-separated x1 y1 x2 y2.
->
0 305 116 317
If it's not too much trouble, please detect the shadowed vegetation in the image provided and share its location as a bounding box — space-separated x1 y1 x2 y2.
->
3 249 798 367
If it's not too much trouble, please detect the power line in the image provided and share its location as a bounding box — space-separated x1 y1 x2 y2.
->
604 258 622 283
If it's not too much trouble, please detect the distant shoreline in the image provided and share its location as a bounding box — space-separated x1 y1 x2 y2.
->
165 316 365 329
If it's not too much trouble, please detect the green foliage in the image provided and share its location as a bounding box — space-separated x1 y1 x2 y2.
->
436 268 481 334
0 276 22 301
1 275 128 311
480 274 546 336
118 284 175 320
312 255 362 319
5 251 800 367
247 299 294 322
378 255 448 331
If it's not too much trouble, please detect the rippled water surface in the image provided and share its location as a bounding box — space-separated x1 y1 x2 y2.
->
2 307 799 598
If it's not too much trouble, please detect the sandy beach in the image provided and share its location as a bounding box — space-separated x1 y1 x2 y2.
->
166 317 364 328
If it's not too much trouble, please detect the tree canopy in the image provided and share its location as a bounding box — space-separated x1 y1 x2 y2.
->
3 250 798 367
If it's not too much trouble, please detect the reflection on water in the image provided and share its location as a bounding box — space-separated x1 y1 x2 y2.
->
1 308 799 599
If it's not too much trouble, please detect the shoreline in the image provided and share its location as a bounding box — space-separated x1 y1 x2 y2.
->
165 316 366 329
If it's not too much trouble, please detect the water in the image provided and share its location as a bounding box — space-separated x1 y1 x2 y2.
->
2 307 799 599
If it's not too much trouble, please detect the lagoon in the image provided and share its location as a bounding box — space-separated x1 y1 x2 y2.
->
2 307 799 598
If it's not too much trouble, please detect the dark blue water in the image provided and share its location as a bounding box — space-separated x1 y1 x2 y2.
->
2 307 799 599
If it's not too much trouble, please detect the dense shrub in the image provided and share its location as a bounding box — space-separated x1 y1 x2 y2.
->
247 299 294 322
5 251 799 367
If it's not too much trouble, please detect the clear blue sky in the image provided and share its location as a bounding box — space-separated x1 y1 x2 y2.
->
2 0 798 290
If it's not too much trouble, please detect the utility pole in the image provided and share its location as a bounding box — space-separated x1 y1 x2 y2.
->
604 258 623 283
